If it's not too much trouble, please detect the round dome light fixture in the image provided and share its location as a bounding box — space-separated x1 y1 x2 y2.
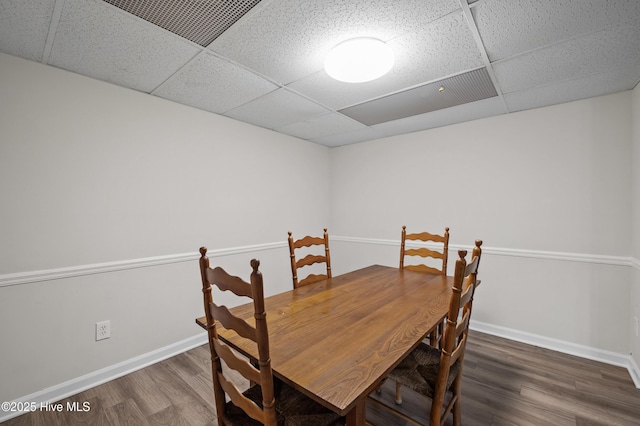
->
324 37 394 83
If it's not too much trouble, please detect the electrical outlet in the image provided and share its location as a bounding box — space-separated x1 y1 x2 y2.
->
96 320 110 341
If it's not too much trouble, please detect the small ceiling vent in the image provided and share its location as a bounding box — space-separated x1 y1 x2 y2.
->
340 67 498 126
103 0 262 46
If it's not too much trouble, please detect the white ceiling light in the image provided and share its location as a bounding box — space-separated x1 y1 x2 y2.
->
324 38 395 83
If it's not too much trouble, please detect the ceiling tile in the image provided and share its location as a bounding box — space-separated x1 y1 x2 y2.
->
493 23 640 94
0 0 56 61
1 0 638 147
388 11 484 85
209 0 461 85
311 126 385 147
154 51 277 114
48 0 201 93
275 112 366 140
504 68 640 112
473 0 640 61
288 71 400 111
223 88 329 130
289 11 484 110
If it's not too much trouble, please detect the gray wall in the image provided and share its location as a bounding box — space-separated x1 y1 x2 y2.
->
631 80 640 370
1 50 639 409
0 52 331 403
328 90 636 356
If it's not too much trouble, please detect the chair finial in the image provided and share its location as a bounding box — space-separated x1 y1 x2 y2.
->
475 240 483 247
288 231 292 237
199 247 207 257
251 258 260 272
458 250 468 259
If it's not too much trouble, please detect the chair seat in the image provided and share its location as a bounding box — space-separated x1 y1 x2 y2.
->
223 381 344 426
387 342 461 399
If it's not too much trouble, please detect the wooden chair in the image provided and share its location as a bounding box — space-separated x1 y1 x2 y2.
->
370 240 483 426
287 228 332 289
198 247 343 426
400 226 450 349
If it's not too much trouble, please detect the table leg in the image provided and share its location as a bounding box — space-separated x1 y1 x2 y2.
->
346 397 367 426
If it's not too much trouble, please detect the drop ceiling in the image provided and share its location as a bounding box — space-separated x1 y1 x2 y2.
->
1 0 639 147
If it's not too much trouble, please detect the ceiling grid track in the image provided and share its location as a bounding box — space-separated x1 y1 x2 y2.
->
458 0 509 113
2 0 636 145
41 0 65 64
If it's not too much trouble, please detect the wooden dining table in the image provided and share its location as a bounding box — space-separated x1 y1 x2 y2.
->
196 264 454 426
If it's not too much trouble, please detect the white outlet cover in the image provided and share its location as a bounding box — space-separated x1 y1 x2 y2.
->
96 320 110 341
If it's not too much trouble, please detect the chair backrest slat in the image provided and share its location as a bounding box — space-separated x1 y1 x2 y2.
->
210 303 257 341
207 267 253 297
404 264 444 275
458 282 475 308
212 338 261 384
404 247 446 260
293 235 326 249
405 231 447 243
296 253 327 269
449 331 467 364
217 373 265 422
297 273 329 288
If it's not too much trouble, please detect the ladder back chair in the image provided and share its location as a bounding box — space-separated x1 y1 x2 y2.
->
400 226 450 274
371 240 483 426
400 226 450 348
198 247 343 426
287 228 332 289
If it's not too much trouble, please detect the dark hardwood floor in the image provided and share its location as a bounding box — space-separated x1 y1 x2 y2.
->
3 331 640 425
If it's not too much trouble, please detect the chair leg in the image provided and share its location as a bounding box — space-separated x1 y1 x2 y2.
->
429 330 438 347
452 374 463 426
453 399 461 426
428 320 444 349
395 381 403 405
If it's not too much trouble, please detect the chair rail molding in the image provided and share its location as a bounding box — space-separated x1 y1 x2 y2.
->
3 238 634 289
331 236 633 267
0 241 286 288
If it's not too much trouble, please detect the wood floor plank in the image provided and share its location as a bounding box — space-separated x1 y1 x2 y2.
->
3 330 640 425
82 375 131 410
574 379 640 416
460 375 576 426
104 398 149 426
146 405 192 426
519 383 638 426
117 368 172 417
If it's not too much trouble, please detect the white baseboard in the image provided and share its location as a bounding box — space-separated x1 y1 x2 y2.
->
629 356 640 388
0 333 208 423
471 320 640 389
